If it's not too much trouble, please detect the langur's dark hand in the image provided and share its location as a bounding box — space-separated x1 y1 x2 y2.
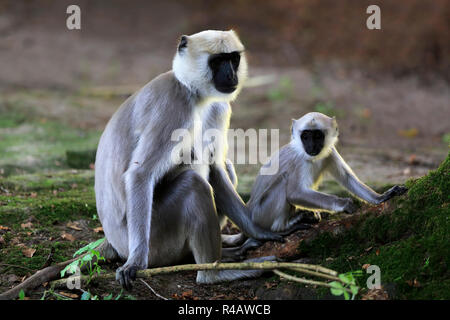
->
116 264 139 291
380 185 408 202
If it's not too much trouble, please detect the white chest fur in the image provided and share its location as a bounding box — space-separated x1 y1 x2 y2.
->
190 105 211 181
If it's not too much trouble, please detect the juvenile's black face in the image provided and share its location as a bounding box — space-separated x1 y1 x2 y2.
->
208 51 240 93
300 129 325 156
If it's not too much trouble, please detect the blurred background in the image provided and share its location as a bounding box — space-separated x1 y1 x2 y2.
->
0 0 449 193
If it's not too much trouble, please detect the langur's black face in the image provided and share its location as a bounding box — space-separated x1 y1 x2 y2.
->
208 52 241 93
301 129 325 156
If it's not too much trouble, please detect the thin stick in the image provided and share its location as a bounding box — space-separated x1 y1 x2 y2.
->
274 270 353 294
139 279 168 300
287 268 340 282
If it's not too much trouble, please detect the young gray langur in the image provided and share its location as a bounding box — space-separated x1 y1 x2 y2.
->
94 30 282 290
224 112 407 254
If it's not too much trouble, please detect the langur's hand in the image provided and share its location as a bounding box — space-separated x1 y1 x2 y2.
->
116 264 140 291
380 185 408 203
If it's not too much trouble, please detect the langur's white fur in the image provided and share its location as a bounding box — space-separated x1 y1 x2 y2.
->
173 30 248 103
290 112 339 161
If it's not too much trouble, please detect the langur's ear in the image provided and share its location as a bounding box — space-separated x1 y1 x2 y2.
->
290 119 296 135
332 116 339 134
291 118 297 128
178 35 188 52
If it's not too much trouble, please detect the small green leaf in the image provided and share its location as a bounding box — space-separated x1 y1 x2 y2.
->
329 281 345 296
339 273 356 285
329 281 344 289
115 289 124 300
73 238 105 257
350 285 359 295
61 260 80 277
394 275 403 281
352 270 364 277
343 291 350 300
330 288 344 296
81 291 91 300
81 253 94 263
103 293 113 300
18 289 25 300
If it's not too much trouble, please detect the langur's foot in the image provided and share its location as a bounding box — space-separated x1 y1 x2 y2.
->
97 240 120 262
252 228 285 243
343 198 358 214
297 210 322 224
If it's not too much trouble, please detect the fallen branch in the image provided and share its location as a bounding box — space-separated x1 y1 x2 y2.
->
0 255 85 300
50 261 341 290
0 239 112 300
1 252 351 300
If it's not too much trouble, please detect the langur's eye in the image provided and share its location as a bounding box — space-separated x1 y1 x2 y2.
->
301 131 311 140
313 130 325 139
231 53 240 69
208 57 222 68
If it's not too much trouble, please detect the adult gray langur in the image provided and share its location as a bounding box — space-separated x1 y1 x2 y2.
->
224 112 408 254
94 30 282 290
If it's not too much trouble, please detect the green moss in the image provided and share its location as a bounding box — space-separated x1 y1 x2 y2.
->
0 170 100 277
66 149 97 169
299 152 450 299
0 170 94 192
0 189 96 226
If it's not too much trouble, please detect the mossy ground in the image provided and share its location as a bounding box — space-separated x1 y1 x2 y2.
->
298 153 450 299
0 170 102 274
0 99 104 294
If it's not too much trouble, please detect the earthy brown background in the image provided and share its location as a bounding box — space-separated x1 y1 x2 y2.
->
0 0 449 189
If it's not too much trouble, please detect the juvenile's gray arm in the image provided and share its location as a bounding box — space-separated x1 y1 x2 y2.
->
327 148 383 204
286 186 355 213
327 148 407 204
